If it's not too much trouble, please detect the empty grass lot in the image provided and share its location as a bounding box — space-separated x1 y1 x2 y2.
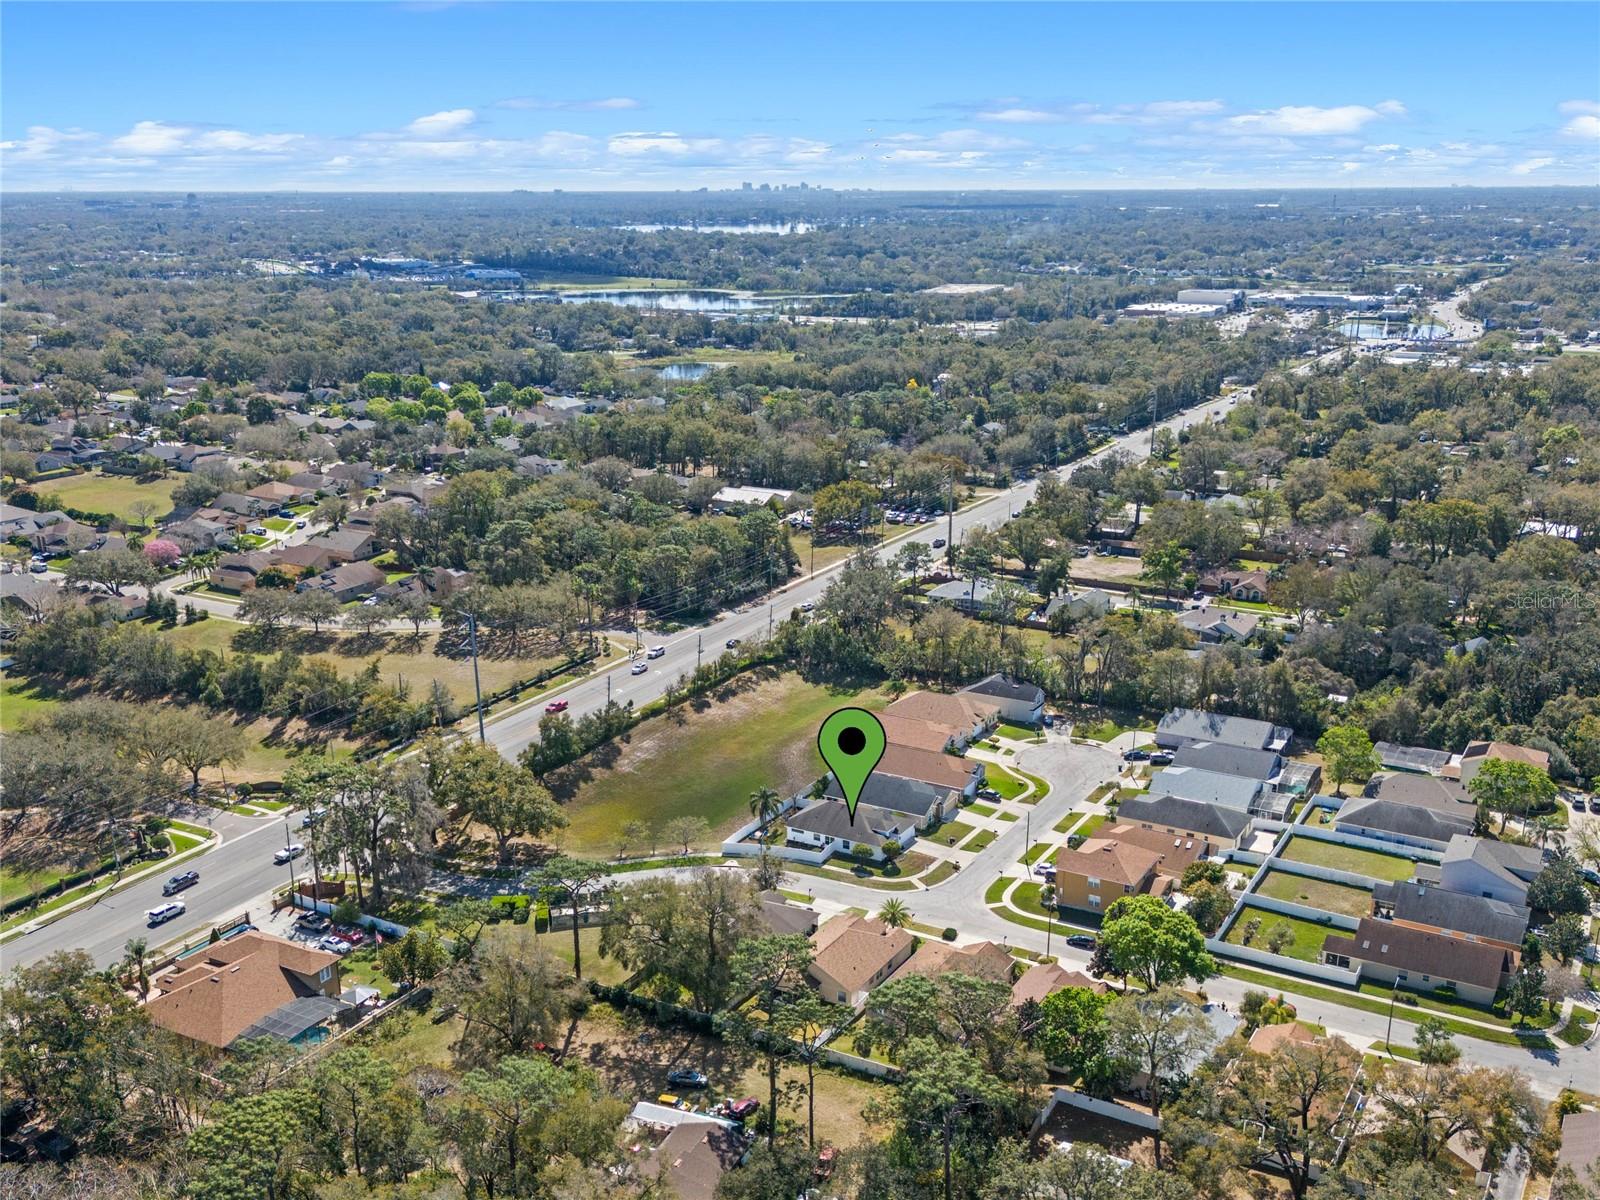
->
1224 905 1343 962
1278 837 1419 882
1256 870 1374 918
551 672 887 856
35 472 183 524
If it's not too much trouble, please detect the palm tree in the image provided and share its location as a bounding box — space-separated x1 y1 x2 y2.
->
748 787 783 831
877 899 910 929
122 937 151 999
1530 814 1565 853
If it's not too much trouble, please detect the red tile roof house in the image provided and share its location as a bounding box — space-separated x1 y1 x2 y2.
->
145 931 343 1048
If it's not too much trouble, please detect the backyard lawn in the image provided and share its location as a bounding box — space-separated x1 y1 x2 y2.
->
1224 905 1344 962
35 472 182 524
1256 870 1374 918
552 672 888 857
1279 837 1419 882
0 673 68 733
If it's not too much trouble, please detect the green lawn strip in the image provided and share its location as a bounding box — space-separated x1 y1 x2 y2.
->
1217 965 1553 1049
1013 769 1050 804
964 830 997 853
1075 717 1151 742
1255 870 1373 918
783 863 918 891
0 834 216 939
250 799 291 812
776 889 813 904
984 766 1029 801
931 820 979 847
263 518 293 532
984 878 1012 905
1020 843 1052 865
1072 814 1109 840
1224 905 1343 962
167 819 216 839
165 831 208 854
1053 811 1087 834
994 811 1019 823
921 861 959 887
606 855 725 875
1278 837 1420 882
994 723 1042 741
1354 979 1550 1030
966 803 997 817
1557 1007 1596 1046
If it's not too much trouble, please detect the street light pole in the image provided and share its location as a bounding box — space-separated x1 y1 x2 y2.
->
283 814 298 897
466 612 486 744
1385 978 1399 1049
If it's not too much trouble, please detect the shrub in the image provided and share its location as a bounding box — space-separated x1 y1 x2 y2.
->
942 927 958 941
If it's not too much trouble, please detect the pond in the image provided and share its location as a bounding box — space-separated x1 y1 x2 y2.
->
556 289 781 313
654 362 725 381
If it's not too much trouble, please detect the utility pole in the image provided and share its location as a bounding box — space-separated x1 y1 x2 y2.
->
466 612 486 743
768 603 774 635
696 633 703 672
283 814 298 897
945 475 955 567
606 673 612 705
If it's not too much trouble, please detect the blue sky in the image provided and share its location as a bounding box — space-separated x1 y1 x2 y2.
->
3 2 1597 190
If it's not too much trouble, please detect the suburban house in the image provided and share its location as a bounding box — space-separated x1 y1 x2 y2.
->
162 515 236 552
374 567 474 604
1374 742 1454 776
213 492 268 518
1199 567 1270 603
326 461 382 489
348 496 419 530
961 674 1046 725
246 481 315 507
822 773 962 829
1246 1020 1320 1056
877 712 964 754
883 690 1000 749
0 504 75 540
1333 795 1475 852
1321 917 1516 1006
1425 836 1544 906
210 550 275 593
297 561 387 603
1114 794 1255 850
1366 772 1473 811
875 743 984 799
784 800 918 861
144 931 343 1049
1053 824 1209 914
268 544 336 577
1010 960 1106 1007
284 471 342 494
1170 741 1282 785
1447 740 1552 786
515 454 568 478
1556 1111 1600 1192
1040 588 1115 625
928 577 999 616
807 914 915 1006
638 1119 748 1200
1155 708 1292 754
756 892 818 937
0 574 63 624
1146 765 1282 817
1370 881 1530 950
899 939 1017 985
1178 607 1261 643
27 517 98 555
305 528 377 563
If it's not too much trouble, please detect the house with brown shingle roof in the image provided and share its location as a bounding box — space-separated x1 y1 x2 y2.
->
641 1119 748 1200
876 743 983 796
1009 960 1106 1008
807 914 915 1007
877 712 961 754
1246 1021 1318 1055
145 931 342 1048
1053 837 1168 914
883 690 1000 749
1321 916 1516 1007
1449 740 1551 786
899 939 1017 985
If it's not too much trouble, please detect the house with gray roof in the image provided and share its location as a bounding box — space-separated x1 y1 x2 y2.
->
822 773 960 827
1114 794 1255 849
1366 773 1472 811
961 673 1045 724
1155 707 1291 753
1170 741 1282 783
1335 795 1474 852
928 577 998 615
785 800 918 861
1432 836 1544 906
1147 765 1286 817
1371 881 1530 949
1177 607 1260 643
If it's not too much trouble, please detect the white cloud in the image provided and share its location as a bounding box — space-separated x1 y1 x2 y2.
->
1511 156 1554 175
406 109 475 137
607 131 722 156
978 108 1063 124
976 100 1223 126
1223 102 1404 136
1563 114 1600 139
110 120 192 155
1558 100 1600 115
497 96 641 111
193 130 300 153
0 125 94 159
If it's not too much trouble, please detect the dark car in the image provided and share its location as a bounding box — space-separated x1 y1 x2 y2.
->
931 538 946 548
725 638 741 649
1121 748 1150 762
1149 752 1174 766
162 870 200 896
1065 935 1098 951
666 1069 708 1090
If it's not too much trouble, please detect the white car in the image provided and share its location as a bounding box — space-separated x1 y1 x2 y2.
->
274 843 305 864
146 901 186 926
248 525 267 536
800 601 815 612
630 662 647 676
317 935 353 956
294 518 307 529
647 646 666 659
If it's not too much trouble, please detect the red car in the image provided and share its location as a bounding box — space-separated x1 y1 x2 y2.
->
544 699 569 714
725 1097 760 1122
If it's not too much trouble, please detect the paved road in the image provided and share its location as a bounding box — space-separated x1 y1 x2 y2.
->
480 388 1249 761
1 806 309 972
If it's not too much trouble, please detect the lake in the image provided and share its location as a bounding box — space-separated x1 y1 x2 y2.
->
655 362 725 381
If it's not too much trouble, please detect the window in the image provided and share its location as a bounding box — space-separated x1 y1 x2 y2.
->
1089 895 1101 908
1087 877 1101 889
319 966 332 983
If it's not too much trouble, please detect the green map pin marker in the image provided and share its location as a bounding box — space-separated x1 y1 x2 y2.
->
818 708 887 824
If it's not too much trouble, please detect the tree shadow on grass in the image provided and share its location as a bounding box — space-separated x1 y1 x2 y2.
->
543 739 625 803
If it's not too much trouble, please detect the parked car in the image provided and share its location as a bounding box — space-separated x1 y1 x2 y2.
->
146 901 185 926
666 1069 708 1090
301 808 326 827
1149 752 1174 766
1121 749 1150 762
274 843 305 864
630 662 647 676
294 518 307 529
28 561 47 573
544 699 569 714
296 912 331 933
1032 863 1055 878
1064 935 1097 951
977 787 1000 801
1572 797 1587 812
162 870 200 896
647 645 666 659
931 537 946 548
317 935 353 956
724 1097 760 1122
248 525 267 536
